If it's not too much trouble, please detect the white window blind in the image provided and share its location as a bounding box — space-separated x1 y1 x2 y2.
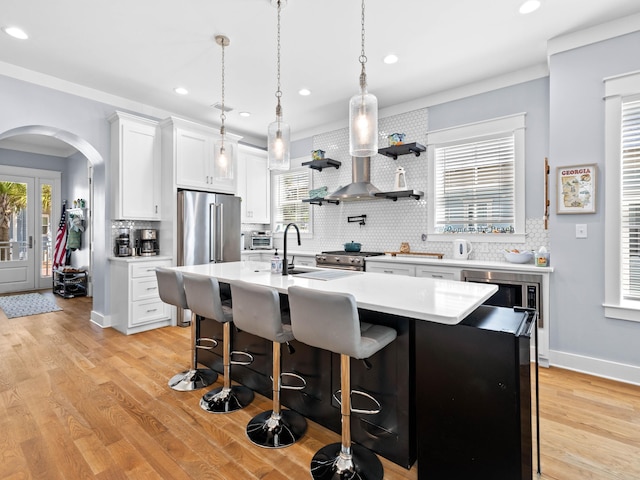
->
273 169 311 233
621 99 640 300
434 134 515 232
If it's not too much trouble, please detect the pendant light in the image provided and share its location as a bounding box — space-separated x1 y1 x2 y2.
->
267 0 290 171
214 34 235 180
349 0 378 157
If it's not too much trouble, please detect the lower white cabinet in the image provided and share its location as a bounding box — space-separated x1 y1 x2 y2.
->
367 263 416 276
110 258 172 335
292 254 316 267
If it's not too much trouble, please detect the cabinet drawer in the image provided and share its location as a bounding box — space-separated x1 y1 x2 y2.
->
131 299 167 326
131 261 170 278
367 264 416 276
132 277 160 301
294 257 315 267
415 266 460 281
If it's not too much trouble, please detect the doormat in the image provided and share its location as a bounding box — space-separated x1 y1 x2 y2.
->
0 293 62 319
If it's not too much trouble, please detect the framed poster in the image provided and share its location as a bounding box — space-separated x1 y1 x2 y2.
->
557 164 597 214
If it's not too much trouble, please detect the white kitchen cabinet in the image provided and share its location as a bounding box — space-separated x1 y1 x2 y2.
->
237 146 270 223
367 262 416 276
161 117 239 194
110 258 172 335
109 111 161 220
415 265 461 280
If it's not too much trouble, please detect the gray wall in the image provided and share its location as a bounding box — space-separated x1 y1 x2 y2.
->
428 78 550 220
0 74 114 317
548 31 640 368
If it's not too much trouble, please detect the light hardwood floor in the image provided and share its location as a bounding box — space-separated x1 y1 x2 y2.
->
1 293 639 479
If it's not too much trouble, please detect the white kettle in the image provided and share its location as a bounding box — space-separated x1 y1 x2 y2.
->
394 166 407 191
453 239 473 259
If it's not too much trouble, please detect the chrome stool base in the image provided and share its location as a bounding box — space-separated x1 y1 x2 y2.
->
310 443 383 480
200 385 254 413
246 409 307 448
168 368 217 392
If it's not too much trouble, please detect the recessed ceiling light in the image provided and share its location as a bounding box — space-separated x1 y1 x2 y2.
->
383 54 399 65
519 0 541 14
298 88 311 96
3 26 29 40
239 111 251 117
174 87 189 95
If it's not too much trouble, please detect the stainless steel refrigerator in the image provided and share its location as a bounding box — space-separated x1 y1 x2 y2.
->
177 189 241 325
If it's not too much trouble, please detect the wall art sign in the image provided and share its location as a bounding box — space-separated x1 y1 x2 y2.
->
557 164 597 214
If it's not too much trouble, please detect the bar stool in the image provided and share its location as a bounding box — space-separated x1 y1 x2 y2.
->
182 273 254 413
288 286 397 480
230 280 307 448
155 267 218 391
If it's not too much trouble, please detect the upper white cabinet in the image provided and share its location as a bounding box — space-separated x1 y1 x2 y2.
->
237 145 270 223
161 117 239 194
109 111 161 220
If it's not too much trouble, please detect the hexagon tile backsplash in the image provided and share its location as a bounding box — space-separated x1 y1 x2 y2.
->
290 107 550 263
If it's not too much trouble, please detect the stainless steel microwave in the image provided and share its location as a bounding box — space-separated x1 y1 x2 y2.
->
461 269 543 328
250 231 273 250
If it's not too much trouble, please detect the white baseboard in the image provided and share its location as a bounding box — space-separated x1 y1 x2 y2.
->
90 310 111 328
549 350 640 386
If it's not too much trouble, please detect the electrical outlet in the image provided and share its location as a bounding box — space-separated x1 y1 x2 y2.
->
576 224 588 239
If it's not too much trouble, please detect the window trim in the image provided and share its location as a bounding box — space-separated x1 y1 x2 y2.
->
426 113 526 243
270 160 313 238
604 71 640 322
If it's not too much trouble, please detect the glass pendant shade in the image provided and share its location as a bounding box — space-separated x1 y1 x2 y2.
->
214 138 235 180
267 117 290 171
349 87 378 157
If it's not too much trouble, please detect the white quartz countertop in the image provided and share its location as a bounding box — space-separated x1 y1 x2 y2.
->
109 255 172 263
366 254 554 273
172 261 498 325
243 250 553 273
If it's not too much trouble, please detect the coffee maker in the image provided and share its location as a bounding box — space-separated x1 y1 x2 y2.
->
136 229 159 256
114 228 132 257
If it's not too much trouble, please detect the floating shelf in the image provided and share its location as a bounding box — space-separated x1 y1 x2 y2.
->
378 142 426 160
302 197 340 206
374 189 424 201
302 158 341 172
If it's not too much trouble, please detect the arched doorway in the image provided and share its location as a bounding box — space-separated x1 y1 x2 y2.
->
0 125 102 296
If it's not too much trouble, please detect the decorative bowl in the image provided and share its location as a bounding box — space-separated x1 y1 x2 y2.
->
388 133 406 146
504 250 534 264
344 241 362 252
311 149 326 161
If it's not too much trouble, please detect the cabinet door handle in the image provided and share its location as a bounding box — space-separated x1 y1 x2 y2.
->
146 308 158 313
146 286 158 291
383 270 393 274
432 274 444 278
155 205 158 214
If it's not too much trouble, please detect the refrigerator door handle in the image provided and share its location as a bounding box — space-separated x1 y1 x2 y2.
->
210 203 223 262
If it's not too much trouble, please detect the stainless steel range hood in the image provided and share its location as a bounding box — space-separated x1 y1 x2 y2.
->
324 156 382 202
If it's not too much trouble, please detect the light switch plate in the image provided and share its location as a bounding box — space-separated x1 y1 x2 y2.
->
576 224 587 239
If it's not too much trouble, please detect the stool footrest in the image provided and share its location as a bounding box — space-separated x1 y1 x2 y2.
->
280 372 306 391
333 389 382 415
196 337 218 350
230 350 254 366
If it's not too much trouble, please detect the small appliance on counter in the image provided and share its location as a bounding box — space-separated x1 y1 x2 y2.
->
135 228 159 256
453 239 473 259
114 228 132 257
250 231 273 250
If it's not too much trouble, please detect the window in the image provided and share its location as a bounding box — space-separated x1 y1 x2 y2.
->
621 98 640 300
604 71 640 321
427 114 525 240
272 167 311 234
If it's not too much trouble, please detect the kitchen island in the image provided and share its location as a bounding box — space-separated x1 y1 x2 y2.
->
170 262 537 478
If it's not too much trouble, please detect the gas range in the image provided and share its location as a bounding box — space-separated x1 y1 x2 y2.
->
315 251 385 271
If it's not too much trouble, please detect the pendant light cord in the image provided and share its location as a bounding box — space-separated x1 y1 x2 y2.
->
220 39 226 142
359 0 367 91
275 0 283 118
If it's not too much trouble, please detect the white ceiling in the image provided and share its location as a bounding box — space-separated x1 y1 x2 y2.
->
2 0 640 150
